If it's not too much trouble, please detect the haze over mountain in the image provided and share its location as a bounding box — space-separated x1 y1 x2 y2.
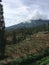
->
5 9 49 31
23 10 47 23
6 19 49 31
5 10 48 28
3 0 49 27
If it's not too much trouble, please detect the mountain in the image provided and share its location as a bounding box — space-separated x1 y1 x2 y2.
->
5 19 49 31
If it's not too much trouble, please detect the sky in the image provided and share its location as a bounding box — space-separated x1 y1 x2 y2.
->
2 0 49 27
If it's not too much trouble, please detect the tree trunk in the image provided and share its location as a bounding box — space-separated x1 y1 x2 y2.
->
0 0 6 59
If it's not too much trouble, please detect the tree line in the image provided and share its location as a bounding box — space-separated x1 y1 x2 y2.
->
6 23 49 44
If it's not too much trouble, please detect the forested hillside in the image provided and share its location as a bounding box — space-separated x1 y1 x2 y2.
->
0 23 49 65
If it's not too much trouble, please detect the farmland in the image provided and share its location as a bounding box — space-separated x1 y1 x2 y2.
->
0 31 49 65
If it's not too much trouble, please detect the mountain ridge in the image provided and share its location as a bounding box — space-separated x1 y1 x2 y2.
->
5 19 49 31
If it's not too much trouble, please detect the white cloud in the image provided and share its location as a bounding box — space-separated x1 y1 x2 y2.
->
27 10 47 20
2 0 49 27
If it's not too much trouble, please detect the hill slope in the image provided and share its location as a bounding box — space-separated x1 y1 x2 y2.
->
6 19 49 31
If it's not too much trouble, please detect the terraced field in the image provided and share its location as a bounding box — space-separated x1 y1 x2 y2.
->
7 54 49 65
0 33 49 65
5 34 49 58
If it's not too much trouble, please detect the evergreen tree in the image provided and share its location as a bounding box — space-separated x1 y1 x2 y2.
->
48 23 49 32
0 0 6 59
13 31 16 44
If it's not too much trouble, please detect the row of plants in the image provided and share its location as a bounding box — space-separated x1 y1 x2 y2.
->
8 49 49 65
36 56 49 65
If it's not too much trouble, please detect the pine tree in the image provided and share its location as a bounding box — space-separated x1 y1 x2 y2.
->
48 23 49 32
13 31 16 44
0 0 6 59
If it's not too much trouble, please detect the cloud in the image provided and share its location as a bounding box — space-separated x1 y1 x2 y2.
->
2 0 49 27
27 10 47 20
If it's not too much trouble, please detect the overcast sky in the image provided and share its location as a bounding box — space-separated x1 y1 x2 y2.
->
2 0 49 27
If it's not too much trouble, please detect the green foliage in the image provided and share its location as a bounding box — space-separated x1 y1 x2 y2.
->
12 31 16 44
36 57 49 65
9 51 49 65
6 22 49 45
0 27 6 58
9 55 49 65
48 23 49 32
5 23 49 64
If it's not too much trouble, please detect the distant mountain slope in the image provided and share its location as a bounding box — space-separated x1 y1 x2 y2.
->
6 19 49 31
